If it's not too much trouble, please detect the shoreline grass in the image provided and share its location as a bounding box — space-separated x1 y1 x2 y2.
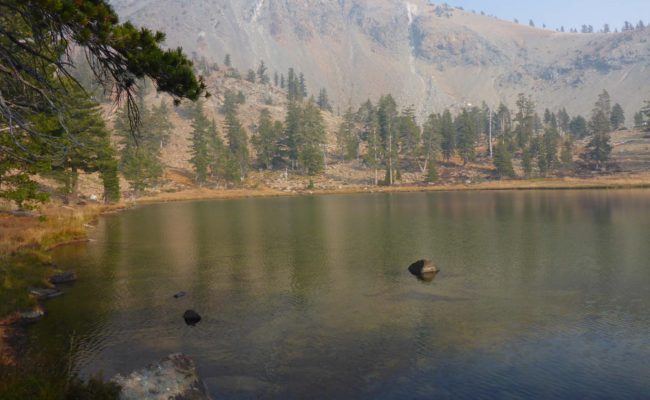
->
134 173 650 205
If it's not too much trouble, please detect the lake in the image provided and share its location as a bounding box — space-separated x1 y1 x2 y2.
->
28 190 650 399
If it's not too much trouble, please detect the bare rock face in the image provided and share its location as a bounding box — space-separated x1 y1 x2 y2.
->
113 353 211 400
111 0 650 118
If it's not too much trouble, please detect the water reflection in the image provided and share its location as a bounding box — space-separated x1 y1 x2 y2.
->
28 190 650 399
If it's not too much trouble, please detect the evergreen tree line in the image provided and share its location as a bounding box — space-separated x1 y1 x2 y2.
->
230 54 335 113
4 49 645 208
334 90 626 184
185 87 329 186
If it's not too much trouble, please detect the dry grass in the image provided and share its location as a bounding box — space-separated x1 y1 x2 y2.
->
0 205 104 257
128 172 650 205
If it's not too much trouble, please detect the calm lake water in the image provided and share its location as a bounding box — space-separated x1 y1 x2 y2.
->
28 190 650 399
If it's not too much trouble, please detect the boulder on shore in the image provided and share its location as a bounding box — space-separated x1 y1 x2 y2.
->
48 271 77 284
113 353 211 400
19 307 44 322
408 259 439 276
29 288 63 300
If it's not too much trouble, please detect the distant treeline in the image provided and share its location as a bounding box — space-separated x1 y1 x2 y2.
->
4 51 650 209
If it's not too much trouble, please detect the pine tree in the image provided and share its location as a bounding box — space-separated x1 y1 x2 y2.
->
337 107 359 160
283 100 302 168
257 61 269 84
149 100 173 148
595 90 612 120
358 100 382 185
286 68 298 102
116 100 163 194
221 89 245 115
440 109 455 162
246 69 256 83
397 106 421 167
189 102 211 185
640 101 650 131
514 94 535 150
522 148 533 178
493 141 516 179
583 110 613 170
420 113 441 175
317 88 333 112
100 159 120 203
610 103 625 130
253 109 282 169
634 110 645 129
456 109 477 165
33 83 117 203
377 95 399 185
224 54 232 67
569 115 589 138
543 122 560 172
225 106 249 179
425 161 439 183
537 139 549 176
205 120 236 183
560 139 574 172
298 100 327 175
299 73 307 98
557 107 571 135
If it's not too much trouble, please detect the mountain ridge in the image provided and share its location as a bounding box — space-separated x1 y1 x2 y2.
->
110 0 650 119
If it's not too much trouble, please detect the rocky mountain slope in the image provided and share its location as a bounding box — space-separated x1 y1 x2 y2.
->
110 0 650 119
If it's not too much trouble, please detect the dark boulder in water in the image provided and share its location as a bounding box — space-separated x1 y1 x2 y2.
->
408 259 439 276
183 310 202 326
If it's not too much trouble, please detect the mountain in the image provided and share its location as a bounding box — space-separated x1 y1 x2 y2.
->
110 0 650 119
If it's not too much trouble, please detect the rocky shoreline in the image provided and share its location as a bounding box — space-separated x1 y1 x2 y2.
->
113 353 211 400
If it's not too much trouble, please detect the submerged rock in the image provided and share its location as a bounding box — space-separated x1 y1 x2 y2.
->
408 259 439 277
29 288 63 300
48 271 77 284
183 310 202 326
416 272 438 283
113 353 211 400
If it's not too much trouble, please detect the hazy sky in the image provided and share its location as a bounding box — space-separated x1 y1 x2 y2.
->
448 0 650 31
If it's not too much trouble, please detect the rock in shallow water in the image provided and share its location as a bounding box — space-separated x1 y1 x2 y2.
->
408 259 439 276
113 353 211 400
183 310 202 326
